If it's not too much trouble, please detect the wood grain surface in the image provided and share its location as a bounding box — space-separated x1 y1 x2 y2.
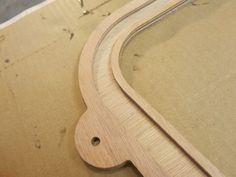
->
0 0 235 176
121 1 236 176
75 0 223 176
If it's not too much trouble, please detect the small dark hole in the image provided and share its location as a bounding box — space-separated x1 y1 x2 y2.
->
91 137 100 146
4 59 10 63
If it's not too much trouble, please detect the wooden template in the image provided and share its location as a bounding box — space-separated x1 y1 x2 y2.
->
75 0 224 176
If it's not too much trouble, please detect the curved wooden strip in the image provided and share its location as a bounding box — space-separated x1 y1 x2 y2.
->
110 4 224 177
75 0 224 176
76 1 167 176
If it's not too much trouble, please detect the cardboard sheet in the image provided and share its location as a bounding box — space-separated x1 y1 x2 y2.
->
0 0 139 177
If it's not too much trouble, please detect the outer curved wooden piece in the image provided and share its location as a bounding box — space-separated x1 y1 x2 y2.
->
75 0 224 176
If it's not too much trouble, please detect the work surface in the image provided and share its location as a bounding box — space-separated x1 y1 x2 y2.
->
0 0 235 177
0 0 45 24
121 0 236 176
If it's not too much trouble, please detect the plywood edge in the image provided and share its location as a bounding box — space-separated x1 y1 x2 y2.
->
110 2 224 176
75 0 224 176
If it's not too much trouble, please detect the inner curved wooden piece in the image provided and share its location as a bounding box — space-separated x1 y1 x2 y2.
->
75 0 224 176
120 1 236 176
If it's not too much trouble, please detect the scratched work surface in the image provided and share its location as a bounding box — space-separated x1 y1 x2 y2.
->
121 0 236 176
0 0 141 177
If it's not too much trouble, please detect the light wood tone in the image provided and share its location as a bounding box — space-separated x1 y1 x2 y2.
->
120 1 236 176
75 0 223 176
1 0 234 176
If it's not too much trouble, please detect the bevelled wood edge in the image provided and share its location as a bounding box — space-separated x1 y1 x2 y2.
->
75 0 224 176
110 2 224 177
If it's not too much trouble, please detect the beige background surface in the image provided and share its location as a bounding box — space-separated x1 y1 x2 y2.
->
121 0 236 176
0 0 235 177
0 0 140 176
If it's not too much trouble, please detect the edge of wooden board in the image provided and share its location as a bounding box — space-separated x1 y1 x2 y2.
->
110 2 223 176
75 0 224 176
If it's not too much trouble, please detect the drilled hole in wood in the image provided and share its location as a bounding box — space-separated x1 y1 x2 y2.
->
91 137 100 146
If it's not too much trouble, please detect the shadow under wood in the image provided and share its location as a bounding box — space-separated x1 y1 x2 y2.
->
85 161 143 177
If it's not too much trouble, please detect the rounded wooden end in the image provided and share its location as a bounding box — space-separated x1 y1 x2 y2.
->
75 110 128 169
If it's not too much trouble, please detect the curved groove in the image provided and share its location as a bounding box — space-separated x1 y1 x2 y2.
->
76 1 169 175
75 0 224 176
111 2 224 177
79 0 154 107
